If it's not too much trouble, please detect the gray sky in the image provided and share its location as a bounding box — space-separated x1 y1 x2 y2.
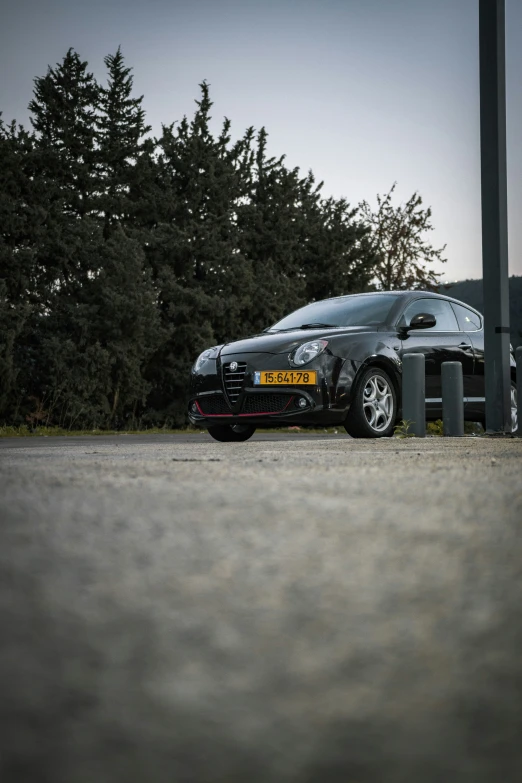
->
1 0 521 281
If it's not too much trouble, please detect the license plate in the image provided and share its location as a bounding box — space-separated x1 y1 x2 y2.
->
253 370 317 385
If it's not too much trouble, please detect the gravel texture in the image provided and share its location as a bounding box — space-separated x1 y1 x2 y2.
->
1 433 522 783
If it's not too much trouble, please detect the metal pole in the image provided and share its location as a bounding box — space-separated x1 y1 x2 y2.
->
402 353 425 437
479 0 511 433
442 362 464 437
515 345 522 438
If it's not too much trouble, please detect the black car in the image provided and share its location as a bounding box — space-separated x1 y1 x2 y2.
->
188 291 517 441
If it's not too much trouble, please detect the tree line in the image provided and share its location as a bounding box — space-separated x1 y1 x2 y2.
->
0 48 445 429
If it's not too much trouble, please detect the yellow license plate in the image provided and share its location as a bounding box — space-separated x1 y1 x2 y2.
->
253 370 317 385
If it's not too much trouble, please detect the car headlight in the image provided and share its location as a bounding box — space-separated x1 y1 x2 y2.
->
193 345 222 373
292 339 328 366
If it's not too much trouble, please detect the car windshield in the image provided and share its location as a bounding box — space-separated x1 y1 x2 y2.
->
268 294 401 331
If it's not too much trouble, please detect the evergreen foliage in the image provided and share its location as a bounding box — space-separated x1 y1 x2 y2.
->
0 49 443 429
96 47 152 237
29 49 99 219
0 119 36 420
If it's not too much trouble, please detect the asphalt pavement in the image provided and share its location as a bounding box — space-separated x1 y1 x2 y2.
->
1 433 522 783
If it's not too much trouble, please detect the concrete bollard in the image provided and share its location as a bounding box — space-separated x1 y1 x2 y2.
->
402 353 425 437
442 362 464 437
515 345 522 438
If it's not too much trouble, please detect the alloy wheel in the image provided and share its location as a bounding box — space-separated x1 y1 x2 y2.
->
363 374 394 433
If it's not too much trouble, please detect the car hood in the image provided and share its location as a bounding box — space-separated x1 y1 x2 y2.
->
220 326 377 356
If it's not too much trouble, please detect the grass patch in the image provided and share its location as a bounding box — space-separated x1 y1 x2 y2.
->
426 420 484 437
0 424 345 438
393 419 416 438
0 422 486 439
0 425 199 438
426 419 444 437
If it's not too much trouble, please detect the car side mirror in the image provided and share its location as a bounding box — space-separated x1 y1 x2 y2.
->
408 312 436 330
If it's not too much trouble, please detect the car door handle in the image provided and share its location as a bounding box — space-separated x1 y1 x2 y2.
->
459 343 473 351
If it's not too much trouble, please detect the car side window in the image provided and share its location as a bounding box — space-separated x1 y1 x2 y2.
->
450 302 482 331
399 299 459 331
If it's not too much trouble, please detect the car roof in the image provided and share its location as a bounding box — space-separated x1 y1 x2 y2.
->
321 290 483 317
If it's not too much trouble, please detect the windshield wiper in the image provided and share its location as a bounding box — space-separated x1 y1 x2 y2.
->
299 322 337 329
263 323 338 333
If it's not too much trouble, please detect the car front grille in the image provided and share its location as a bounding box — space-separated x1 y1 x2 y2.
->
223 361 247 405
241 394 293 415
197 396 232 415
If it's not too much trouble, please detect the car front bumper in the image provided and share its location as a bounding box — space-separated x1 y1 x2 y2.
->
188 351 360 429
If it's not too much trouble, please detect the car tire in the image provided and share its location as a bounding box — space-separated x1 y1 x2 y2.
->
207 424 256 442
344 366 397 439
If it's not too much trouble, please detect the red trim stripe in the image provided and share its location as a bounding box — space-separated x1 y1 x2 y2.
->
195 396 295 417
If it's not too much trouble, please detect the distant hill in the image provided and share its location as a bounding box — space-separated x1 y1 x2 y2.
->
438 275 522 350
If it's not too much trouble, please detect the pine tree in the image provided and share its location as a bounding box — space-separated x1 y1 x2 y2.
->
236 129 374 332
96 47 152 237
0 119 37 422
82 229 163 427
144 82 253 424
26 227 163 430
300 191 376 302
154 82 251 310
27 48 101 303
21 49 163 429
235 127 310 333
29 48 99 218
